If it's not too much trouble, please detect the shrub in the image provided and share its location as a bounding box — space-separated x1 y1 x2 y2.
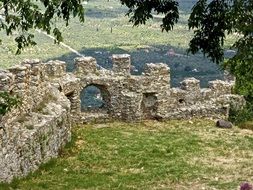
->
0 92 20 116
229 97 253 126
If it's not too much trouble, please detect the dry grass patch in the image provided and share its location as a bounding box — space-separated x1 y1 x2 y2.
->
1 119 253 190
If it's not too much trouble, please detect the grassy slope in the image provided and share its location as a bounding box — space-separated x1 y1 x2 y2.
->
0 0 239 86
1 119 253 190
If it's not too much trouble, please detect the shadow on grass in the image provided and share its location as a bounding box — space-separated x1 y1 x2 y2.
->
85 7 127 19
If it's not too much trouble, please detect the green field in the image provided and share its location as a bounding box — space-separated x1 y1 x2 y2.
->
0 2 251 189
1 119 253 190
0 0 239 87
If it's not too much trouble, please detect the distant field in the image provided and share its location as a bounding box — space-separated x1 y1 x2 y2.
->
1 119 253 190
0 0 238 86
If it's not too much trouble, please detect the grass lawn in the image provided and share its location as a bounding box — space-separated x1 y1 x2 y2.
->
1 119 253 190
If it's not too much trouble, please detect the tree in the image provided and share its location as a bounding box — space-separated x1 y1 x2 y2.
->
0 0 252 116
120 0 253 98
0 0 84 115
187 0 253 98
120 0 179 32
0 1 252 95
0 0 84 54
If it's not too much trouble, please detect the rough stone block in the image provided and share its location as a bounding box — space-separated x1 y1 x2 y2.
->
208 80 232 96
112 54 131 75
180 77 200 92
75 57 97 75
8 65 29 83
0 70 14 91
144 63 170 76
21 59 45 86
44 60 66 77
216 119 233 128
143 63 170 89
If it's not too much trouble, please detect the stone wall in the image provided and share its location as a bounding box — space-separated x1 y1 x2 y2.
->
0 61 71 182
49 54 244 122
0 54 245 182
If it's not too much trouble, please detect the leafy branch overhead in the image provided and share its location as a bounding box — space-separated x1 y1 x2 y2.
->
121 0 253 98
188 0 253 63
0 0 84 54
187 0 253 97
0 0 252 98
120 0 179 32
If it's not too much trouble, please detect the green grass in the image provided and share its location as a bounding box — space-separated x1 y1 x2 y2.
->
0 0 238 87
1 119 253 190
239 121 253 131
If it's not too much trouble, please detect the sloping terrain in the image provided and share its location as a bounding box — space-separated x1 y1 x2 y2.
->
0 0 238 87
1 119 252 190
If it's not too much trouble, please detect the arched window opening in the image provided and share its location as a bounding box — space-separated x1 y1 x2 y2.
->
80 84 110 112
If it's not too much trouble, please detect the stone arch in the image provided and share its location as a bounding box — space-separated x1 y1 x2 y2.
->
80 84 111 113
65 90 80 114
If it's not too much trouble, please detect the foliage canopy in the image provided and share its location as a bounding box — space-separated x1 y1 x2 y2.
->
0 92 20 116
0 0 84 54
0 0 252 116
0 0 84 115
121 0 253 98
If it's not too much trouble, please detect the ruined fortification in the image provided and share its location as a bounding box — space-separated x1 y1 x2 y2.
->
0 54 244 182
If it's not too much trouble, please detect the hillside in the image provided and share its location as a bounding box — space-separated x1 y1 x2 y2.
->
0 0 238 87
1 120 253 190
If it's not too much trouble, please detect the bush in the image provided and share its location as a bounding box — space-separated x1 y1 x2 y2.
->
0 92 20 116
229 97 253 130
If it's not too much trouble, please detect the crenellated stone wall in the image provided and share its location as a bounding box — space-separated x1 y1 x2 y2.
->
0 60 71 182
49 54 243 122
0 54 245 182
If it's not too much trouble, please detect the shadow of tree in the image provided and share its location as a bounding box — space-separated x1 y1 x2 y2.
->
85 7 127 19
47 44 224 87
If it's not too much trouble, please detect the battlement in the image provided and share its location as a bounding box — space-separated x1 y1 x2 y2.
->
0 54 245 182
75 57 97 75
0 54 244 121
112 54 131 75
144 63 170 76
